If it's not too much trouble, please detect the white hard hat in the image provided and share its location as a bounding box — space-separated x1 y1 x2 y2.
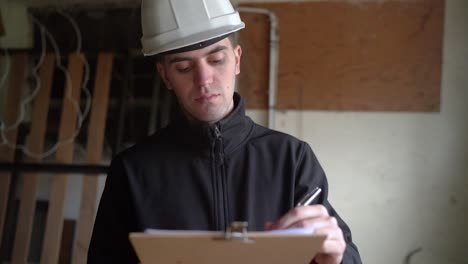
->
141 0 245 56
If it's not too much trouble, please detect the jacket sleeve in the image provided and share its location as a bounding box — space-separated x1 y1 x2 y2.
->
295 142 362 264
87 155 140 263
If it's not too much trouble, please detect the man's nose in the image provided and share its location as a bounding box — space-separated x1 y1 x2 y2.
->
194 62 214 87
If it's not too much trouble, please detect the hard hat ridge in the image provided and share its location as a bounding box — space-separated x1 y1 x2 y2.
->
141 0 245 56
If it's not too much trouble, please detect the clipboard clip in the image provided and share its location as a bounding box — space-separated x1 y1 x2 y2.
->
224 221 254 243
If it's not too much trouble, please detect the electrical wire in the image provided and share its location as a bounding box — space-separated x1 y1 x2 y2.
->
58 9 118 161
0 13 92 159
32 13 91 159
0 49 11 96
0 15 74 158
1 24 47 132
0 22 48 152
57 8 93 160
57 8 92 136
0 50 11 136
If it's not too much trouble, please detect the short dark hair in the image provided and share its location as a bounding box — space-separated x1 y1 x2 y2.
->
227 32 238 46
150 32 238 64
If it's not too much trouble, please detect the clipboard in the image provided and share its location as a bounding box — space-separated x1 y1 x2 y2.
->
129 222 326 264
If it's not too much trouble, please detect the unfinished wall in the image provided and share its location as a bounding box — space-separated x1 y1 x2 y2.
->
238 0 444 112
247 0 468 263
1 0 466 263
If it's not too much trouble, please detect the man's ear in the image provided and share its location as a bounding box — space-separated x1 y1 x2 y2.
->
156 63 172 90
234 45 242 75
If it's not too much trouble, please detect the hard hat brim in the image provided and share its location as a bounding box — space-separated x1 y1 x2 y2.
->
158 34 232 55
141 23 245 57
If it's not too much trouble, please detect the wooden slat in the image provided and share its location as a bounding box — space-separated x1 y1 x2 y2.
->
11 54 55 264
40 53 83 264
0 11 4 36
0 53 28 248
59 219 76 264
71 53 113 264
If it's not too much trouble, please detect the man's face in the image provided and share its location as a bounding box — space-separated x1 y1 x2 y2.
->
157 38 242 123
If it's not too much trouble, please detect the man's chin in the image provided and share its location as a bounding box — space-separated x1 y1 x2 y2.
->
184 104 232 123
196 115 223 124
192 110 225 124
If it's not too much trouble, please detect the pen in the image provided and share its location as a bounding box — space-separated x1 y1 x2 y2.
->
295 187 322 207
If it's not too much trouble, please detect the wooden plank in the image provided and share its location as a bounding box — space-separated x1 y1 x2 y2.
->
59 219 76 264
11 54 55 264
239 0 444 111
40 53 83 264
0 53 28 249
71 53 113 264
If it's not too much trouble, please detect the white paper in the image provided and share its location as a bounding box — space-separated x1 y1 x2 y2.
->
144 226 315 236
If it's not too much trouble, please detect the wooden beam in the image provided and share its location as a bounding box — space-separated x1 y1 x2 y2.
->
71 53 113 264
11 54 55 264
40 53 83 264
0 53 28 249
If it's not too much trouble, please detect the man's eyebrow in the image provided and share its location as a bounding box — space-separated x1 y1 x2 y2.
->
205 45 228 56
168 56 191 64
168 45 228 64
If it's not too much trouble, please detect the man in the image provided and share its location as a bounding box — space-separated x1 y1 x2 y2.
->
88 0 361 263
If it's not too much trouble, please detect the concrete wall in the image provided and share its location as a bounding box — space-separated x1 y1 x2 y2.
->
247 1 468 263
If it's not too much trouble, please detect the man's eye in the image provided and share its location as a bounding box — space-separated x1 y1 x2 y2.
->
210 58 224 65
176 67 191 73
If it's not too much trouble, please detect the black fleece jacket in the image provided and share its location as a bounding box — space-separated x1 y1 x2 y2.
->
88 93 361 263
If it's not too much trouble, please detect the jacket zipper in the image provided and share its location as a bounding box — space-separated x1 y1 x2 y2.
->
212 124 228 230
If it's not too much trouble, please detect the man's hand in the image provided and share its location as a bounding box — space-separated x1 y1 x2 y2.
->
265 205 346 264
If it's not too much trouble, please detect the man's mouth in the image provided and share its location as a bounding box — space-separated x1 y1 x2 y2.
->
195 94 219 103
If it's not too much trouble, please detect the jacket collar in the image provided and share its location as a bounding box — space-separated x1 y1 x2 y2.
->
170 92 253 156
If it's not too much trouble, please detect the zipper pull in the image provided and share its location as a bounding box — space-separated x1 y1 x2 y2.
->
214 124 221 139
213 124 224 165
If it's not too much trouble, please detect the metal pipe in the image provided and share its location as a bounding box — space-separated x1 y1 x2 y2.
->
238 7 279 129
